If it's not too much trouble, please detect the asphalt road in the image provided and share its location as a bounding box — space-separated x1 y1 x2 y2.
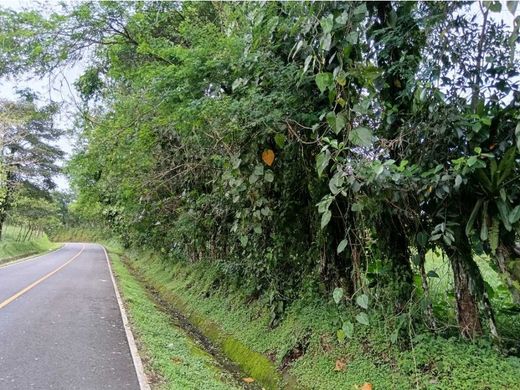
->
0 243 141 390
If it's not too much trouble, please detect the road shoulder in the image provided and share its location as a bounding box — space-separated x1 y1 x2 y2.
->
101 245 150 390
108 250 243 390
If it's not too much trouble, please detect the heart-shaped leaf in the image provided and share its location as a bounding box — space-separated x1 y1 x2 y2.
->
348 127 372 146
355 294 369 309
356 312 369 326
333 287 344 304
262 149 275 166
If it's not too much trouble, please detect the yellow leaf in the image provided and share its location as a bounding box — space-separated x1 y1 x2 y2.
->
360 383 373 390
242 377 255 383
170 356 183 364
334 358 346 372
262 149 275 166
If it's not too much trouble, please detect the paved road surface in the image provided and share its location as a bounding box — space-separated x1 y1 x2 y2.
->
0 243 140 390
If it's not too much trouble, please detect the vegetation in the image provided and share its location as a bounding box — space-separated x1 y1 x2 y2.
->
1 1 520 388
110 244 520 389
109 249 244 390
0 225 58 264
0 94 64 242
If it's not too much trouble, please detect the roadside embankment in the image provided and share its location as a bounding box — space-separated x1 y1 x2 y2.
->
107 245 520 389
0 225 60 265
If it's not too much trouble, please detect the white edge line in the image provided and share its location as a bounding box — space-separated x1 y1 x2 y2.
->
0 243 66 269
100 244 151 390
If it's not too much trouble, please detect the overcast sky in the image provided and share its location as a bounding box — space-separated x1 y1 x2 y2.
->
0 0 518 192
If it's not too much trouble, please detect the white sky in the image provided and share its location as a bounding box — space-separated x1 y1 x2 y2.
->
0 0 518 192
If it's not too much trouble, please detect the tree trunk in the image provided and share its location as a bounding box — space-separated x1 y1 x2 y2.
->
16 225 24 242
496 243 520 305
418 249 436 330
0 171 14 242
388 215 414 304
26 226 33 241
449 240 482 339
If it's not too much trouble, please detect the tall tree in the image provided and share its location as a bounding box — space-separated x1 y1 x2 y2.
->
0 95 63 239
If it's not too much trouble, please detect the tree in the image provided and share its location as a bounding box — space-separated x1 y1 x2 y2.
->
0 95 63 239
2 1 519 340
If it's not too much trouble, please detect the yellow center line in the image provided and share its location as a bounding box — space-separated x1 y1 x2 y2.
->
0 244 86 311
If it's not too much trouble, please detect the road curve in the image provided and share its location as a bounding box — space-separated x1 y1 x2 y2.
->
0 243 141 390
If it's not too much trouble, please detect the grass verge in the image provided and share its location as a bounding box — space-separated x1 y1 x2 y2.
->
0 225 60 265
109 250 246 390
113 247 520 390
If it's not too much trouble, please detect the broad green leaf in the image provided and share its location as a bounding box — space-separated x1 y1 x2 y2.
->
356 312 369 326
348 127 372 147
337 239 348 254
507 1 518 14
329 171 344 195
346 31 358 44
317 195 333 213
315 72 333 93
490 159 498 182
497 146 516 186
316 149 331 177
254 164 264 176
476 169 493 194
336 12 348 25
465 199 482 237
333 287 344 304
390 329 399 344
416 231 429 248
353 3 367 15
342 321 354 339
321 33 332 51
356 294 369 309
335 113 346 134
516 122 520 152
274 133 286 148
485 1 502 12
480 201 489 241
261 206 271 216
326 112 346 134
326 111 336 130
304 55 313 73
320 14 334 34
335 70 347 86
454 175 462 190
480 222 488 241
467 155 478 167
509 205 520 224
264 171 274 183
321 209 332 229
337 328 346 343
497 200 512 231
427 270 439 278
